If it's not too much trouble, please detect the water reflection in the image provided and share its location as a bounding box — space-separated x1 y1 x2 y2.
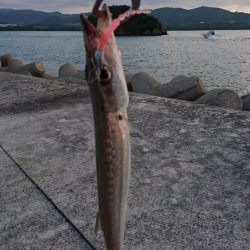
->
0 30 250 95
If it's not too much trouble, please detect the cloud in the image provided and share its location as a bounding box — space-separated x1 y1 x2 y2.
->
0 0 249 14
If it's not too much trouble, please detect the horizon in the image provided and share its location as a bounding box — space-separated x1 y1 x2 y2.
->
0 2 250 15
0 5 250 15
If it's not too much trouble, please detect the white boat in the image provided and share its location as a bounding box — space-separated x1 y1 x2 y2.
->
202 30 224 40
202 30 215 39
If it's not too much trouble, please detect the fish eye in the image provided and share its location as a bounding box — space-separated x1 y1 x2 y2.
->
118 114 123 120
100 66 112 85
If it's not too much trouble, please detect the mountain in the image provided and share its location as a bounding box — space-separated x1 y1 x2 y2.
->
0 9 79 25
151 6 250 30
0 6 166 35
0 6 250 30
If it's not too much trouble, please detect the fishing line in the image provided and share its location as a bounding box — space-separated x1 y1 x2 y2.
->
0 145 96 250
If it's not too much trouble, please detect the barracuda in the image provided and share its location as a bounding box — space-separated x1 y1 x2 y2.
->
81 4 131 250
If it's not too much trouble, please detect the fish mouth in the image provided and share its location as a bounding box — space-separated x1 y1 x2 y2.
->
81 4 128 112
80 15 99 59
80 4 112 56
80 4 114 78
96 4 112 31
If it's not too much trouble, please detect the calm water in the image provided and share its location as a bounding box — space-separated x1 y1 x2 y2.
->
1 30 250 95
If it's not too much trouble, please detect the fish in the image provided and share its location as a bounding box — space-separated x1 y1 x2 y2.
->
80 4 131 250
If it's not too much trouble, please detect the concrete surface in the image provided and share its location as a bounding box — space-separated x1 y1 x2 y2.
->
0 72 88 113
131 72 161 96
0 148 93 250
195 89 242 110
0 72 250 249
158 75 206 101
242 93 250 111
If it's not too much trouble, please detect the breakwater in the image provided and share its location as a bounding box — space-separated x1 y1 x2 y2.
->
1 54 250 111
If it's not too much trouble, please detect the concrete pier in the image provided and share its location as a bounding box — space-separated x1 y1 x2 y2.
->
0 72 249 249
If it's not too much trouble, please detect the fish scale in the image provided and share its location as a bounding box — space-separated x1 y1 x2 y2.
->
81 5 131 250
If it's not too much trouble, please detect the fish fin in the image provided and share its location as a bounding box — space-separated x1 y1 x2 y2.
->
95 211 102 235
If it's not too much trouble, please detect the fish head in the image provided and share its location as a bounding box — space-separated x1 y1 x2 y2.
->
81 4 129 112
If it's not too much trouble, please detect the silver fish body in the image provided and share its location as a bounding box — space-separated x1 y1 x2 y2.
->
81 5 131 250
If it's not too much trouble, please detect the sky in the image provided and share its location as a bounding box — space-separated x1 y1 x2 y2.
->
0 0 250 14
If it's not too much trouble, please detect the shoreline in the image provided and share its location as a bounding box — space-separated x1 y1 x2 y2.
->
1 53 250 111
1 28 250 32
0 28 168 35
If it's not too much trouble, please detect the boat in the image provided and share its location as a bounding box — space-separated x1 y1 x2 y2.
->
202 30 215 39
202 30 224 40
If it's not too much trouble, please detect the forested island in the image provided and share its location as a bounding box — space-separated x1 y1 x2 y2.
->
87 5 167 36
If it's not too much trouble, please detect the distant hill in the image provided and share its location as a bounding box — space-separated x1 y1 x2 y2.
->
0 6 250 31
151 6 250 30
0 6 166 35
0 9 79 25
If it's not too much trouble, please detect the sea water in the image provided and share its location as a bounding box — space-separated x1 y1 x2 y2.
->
0 30 250 95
